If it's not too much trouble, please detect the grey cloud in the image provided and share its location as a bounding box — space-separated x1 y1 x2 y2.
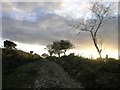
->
2 2 118 50
2 14 118 50
2 2 62 13
2 11 93 49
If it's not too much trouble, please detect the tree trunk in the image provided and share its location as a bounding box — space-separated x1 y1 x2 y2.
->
64 52 65 55
64 50 66 56
93 38 102 58
90 31 102 58
50 53 52 57
58 53 60 57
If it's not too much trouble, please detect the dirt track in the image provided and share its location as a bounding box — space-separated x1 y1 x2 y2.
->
34 59 83 88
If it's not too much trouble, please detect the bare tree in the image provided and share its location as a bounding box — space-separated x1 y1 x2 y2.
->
71 1 115 58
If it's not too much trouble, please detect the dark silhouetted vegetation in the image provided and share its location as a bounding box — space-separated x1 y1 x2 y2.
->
2 40 120 88
46 40 74 57
4 40 17 49
2 47 42 88
48 55 120 88
2 48 41 75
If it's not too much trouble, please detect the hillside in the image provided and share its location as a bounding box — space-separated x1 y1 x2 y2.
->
2 49 83 88
2 48 120 88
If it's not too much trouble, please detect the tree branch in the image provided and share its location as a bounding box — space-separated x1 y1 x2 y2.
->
94 17 103 37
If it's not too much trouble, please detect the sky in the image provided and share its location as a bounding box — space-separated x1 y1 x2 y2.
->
1 0 119 59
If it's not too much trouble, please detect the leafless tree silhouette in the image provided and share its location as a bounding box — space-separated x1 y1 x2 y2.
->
71 1 115 58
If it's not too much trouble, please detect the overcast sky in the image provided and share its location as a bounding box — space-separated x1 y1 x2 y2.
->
1 0 119 58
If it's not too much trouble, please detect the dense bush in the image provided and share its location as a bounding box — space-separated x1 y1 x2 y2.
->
2 48 42 88
49 55 120 88
2 48 41 75
3 61 42 88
